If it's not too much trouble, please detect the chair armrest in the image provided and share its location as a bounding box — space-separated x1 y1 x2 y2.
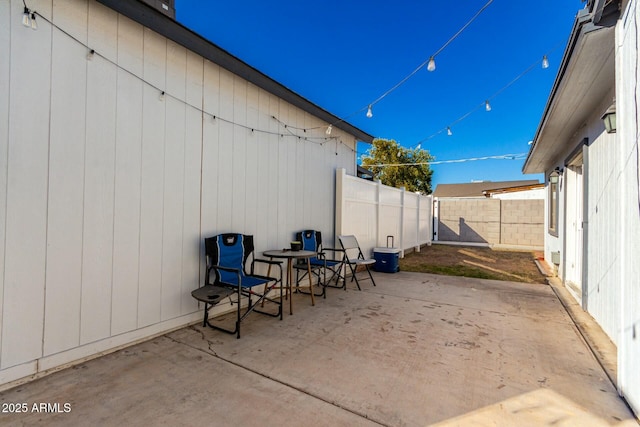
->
318 248 344 261
211 264 241 274
322 247 344 252
210 265 243 289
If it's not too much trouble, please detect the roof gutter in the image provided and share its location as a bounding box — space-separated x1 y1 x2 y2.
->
96 0 374 143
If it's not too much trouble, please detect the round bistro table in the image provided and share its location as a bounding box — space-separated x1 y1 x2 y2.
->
263 249 316 315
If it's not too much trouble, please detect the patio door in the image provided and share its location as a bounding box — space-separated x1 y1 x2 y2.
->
564 161 584 302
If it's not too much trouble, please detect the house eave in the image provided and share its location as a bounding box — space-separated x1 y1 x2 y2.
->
523 6 618 174
96 0 374 144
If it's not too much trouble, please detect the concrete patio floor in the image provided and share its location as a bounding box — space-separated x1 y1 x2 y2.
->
0 272 636 426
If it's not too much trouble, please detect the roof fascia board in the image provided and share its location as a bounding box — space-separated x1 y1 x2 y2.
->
96 0 374 143
522 7 613 173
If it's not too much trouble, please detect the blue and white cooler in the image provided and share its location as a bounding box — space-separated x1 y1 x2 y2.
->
373 236 400 273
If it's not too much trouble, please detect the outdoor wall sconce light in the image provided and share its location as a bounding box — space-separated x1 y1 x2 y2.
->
549 167 562 184
601 103 616 133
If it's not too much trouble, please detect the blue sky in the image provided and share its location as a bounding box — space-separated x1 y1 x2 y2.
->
176 0 584 189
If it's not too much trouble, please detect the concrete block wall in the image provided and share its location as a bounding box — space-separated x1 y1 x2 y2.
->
500 200 544 246
436 198 543 248
438 199 500 243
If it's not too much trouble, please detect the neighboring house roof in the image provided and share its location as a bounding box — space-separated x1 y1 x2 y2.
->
433 180 540 198
482 183 545 197
523 1 619 174
96 0 374 144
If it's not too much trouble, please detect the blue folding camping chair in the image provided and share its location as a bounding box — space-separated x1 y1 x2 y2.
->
294 230 345 297
191 233 283 339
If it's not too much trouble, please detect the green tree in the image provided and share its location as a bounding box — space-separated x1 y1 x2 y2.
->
361 138 434 194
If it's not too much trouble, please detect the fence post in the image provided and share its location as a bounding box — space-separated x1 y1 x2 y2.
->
415 193 421 252
433 197 439 241
400 186 405 257
335 168 345 245
376 179 382 248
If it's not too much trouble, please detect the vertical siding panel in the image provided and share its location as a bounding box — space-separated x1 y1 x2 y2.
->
161 40 187 320
44 1 87 353
310 119 325 230
265 93 280 249
277 99 290 246
231 76 247 232
161 95 184 320
137 29 166 328
78 1 117 347
216 69 234 231
111 16 143 335
293 109 305 232
618 4 640 410
2 0 52 369
0 0 11 357
183 106 201 312
245 84 259 237
201 61 219 236
257 90 272 249
182 51 203 313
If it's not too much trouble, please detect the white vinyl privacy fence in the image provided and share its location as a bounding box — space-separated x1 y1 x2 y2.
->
335 169 432 257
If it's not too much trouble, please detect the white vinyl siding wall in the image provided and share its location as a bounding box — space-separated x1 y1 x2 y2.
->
0 0 358 385
616 0 640 413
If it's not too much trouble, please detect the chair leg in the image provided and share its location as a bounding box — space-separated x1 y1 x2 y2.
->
365 265 376 286
236 287 242 339
347 263 361 290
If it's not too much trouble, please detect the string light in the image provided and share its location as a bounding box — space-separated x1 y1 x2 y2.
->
30 11 37 30
21 1 37 30
542 55 549 69
325 125 332 135
427 57 436 72
366 105 373 118
447 127 453 136
86 49 95 60
485 100 491 112
22 6 30 27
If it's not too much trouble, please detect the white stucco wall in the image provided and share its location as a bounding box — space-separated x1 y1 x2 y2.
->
0 0 360 386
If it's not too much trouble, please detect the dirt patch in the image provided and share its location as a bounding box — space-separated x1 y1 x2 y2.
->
399 244 547 284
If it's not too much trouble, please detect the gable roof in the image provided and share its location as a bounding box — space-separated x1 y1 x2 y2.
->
96 0 374 144
433 180 540 198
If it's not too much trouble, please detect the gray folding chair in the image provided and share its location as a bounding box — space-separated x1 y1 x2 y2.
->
338 235 377 290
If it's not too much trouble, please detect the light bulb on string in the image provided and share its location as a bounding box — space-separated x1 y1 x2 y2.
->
542 55 549 69
427 57 436 72
485 100 491 112
366 105 373 118
326 125 332 135
86 49 95 60
22 6 31 27
159 90 165 101
30 12 37 30
447 127 453 136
